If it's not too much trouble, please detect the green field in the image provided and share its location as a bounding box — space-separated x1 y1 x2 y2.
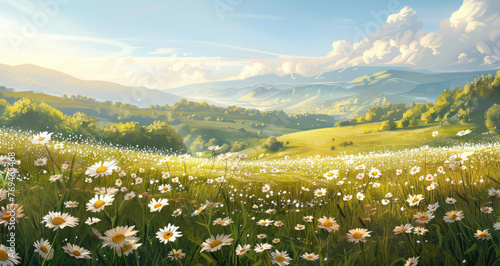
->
246 122 495 159
1 127 500 265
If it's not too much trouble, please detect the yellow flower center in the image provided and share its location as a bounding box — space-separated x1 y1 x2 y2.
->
1 159 7 162
163 187 169 191
52 217 66 225
38 160 44 164
484 208 489 212
240 249 246 253
307 255 313 259
163 232 173 239
323 221 333 227
327 173 334 177
112 233 125 243
449 213 458 220
276 256 286 262
41 246 49 253
0 250 8 261
455 157 462 161
96 166 107 173
353 232 363 239
420 216 428 220
38 137 45 141
211 240 222 248
2 213 11 220
412 198 419 203
122 244 132 252
197 207 204 213
73 250 81 257
94 200 105 208
317 192 323 195
262 222 267 225
401 228 407 232
154 203 163 209
479 233 488 238
174 252 180 257
372 172 378 176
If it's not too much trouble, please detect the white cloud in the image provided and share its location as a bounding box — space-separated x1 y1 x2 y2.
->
148 48 180 55
239 62 270 79
458 52 469 63
241 0 500 77
386 6 417 24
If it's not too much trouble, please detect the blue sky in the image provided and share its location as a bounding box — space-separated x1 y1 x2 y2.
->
0 0 497 88
1 0 461 57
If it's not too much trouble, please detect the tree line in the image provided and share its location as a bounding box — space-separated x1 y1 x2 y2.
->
0 98 186 152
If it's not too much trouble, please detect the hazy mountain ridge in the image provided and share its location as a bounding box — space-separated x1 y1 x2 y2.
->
167 67 497 113
0 63 497 116
0 64 183 107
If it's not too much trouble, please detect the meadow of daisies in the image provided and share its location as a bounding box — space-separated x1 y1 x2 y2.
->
0 128 500 265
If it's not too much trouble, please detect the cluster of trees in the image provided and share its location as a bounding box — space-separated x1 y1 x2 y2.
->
263 136 284 152
336 70 500 132
182 134 247 155
352 103 407 124
0 98 185 151
485 104 500 132
397 72 500 129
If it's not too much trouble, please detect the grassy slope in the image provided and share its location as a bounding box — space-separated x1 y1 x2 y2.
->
246 122 494 159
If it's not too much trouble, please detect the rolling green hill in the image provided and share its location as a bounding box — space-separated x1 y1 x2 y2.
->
245 122 496 159
290 91 410 120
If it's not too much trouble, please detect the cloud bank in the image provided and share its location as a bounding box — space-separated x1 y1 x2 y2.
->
265 0 500 78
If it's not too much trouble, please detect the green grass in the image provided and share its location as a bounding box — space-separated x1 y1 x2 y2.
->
1 128 500 265
247 122 495 159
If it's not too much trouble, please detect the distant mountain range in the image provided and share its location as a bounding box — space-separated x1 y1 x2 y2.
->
0 63 497 118
166 67 498 118
0 64 183 107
